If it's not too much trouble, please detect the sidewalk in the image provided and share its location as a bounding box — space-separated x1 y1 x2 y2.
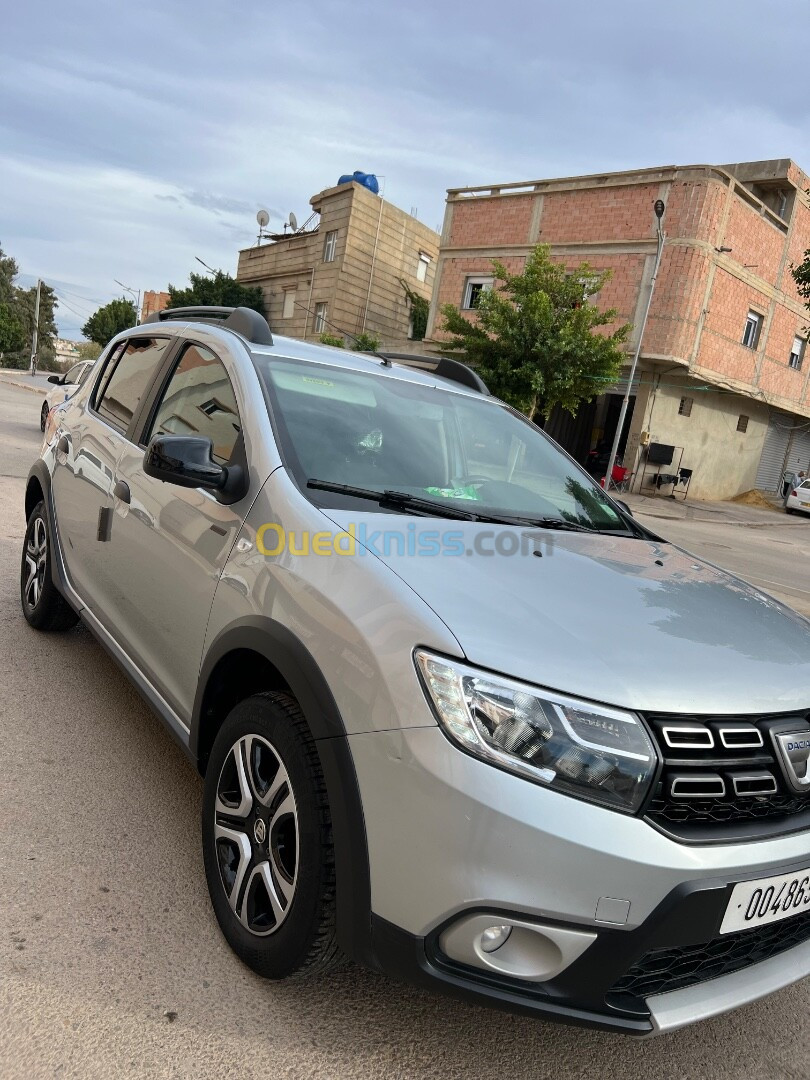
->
623 490 795 528
0 369 49 396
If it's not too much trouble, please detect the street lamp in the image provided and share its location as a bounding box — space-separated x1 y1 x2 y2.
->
114 279 141 325
195 257 218 276
603 201 666 494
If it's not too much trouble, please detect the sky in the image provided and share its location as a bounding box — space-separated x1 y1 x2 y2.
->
2 0 809 339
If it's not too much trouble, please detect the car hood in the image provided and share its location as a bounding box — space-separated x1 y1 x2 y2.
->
325 511 810 716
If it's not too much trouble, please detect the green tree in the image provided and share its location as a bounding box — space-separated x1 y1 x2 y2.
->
0 303 24 357
351 331 382 352
81 297 136 346
77 340 102 361
792 248 810 327
319 332 345 348
0 243 60 369
167 270 265 316
0 244 24 360
12 281 60 370
440 244 631 420
400 279 429 341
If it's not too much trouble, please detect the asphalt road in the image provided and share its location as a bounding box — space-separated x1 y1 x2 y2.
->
2 381 810 1079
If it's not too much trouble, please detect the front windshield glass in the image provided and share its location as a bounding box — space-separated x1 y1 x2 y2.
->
255 356 627 532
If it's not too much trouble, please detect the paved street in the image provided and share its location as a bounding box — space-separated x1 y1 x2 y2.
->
1 381 810 1079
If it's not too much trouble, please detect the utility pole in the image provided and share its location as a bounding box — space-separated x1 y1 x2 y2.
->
114 280 141 325
604 200 666 492
29 278 41 376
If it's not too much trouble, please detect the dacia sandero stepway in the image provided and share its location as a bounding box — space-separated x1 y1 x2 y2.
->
21 306 810 1035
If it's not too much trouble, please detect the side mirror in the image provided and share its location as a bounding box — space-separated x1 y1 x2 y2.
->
48 374 64 385
614 499 634 518
144 435 235 494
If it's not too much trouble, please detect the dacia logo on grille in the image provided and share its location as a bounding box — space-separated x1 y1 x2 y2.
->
773 730 810 794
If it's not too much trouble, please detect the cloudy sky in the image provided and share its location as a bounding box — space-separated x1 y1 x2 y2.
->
2 0 809 338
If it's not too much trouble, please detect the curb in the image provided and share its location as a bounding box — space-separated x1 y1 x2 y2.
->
0 375 47 397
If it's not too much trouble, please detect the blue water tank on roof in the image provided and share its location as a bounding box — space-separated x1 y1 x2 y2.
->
337 171 380 195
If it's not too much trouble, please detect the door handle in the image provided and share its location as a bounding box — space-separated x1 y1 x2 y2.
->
57 435 69 454
113 480 131 504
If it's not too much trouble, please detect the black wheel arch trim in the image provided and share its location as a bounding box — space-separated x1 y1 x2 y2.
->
193 617 375 966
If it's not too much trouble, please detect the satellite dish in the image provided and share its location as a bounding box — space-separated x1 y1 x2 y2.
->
288 211 298 231
256 209 270 228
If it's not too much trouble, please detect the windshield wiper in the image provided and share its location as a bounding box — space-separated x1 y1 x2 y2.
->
306 480 601 530
307 479 503 521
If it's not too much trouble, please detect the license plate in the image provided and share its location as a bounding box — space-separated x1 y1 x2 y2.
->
720 868 810 934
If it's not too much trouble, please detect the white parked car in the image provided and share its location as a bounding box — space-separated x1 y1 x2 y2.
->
41 360 94 431
786 478 810 516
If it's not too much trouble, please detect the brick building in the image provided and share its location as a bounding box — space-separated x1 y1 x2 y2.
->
426 160 810 500
141 290 170 322
236 180 439 350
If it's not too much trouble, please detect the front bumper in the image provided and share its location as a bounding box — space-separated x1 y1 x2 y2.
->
349 726 810 1033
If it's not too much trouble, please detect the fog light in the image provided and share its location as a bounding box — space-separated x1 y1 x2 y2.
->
479 924 512 953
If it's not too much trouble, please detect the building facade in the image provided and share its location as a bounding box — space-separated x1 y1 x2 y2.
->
236 181 439 350
141 290 170 322
54 337 81 368
426 160 810 500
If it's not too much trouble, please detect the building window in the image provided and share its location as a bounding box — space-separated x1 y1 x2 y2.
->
282 290 296 319
463 276 494 309
416 252 431 282
737 414 749 433
742 310 763 349
323 230 338 263
789 335 806 371
678 397 693 417
313 302 328 333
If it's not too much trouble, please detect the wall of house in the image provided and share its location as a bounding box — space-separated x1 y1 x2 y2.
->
426 164 810 424
235 182 439 346
627 373 771 501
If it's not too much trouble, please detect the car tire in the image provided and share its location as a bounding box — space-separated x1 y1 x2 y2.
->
786 507 796 515
202 692 341 980
20 500 80 631
40 402 49 432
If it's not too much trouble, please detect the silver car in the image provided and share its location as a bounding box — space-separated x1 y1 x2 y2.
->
41 359 95 431
21 306 810 1035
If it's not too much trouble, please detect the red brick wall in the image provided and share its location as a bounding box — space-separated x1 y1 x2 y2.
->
449 195 535 247
432 167 810 415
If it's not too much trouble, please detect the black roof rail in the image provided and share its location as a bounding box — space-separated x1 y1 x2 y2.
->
379 353 489 395
143 305 274 346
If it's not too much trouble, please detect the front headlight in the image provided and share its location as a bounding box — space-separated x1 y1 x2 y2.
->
415 650 657 814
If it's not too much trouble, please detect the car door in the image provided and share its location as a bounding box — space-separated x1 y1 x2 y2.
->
51 335 174 624
106 337 249 720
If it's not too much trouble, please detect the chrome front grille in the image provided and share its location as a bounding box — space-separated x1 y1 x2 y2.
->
643 710 810 839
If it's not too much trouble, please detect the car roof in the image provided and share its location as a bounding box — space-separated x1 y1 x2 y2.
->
116 319 492 403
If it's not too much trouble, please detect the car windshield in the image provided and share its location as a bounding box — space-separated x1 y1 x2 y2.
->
254 355 628 532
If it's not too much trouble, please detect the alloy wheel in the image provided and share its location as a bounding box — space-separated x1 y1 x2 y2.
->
214 734 299 936
24 517 47 611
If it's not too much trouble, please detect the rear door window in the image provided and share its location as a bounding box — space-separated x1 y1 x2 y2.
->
94 337 170 434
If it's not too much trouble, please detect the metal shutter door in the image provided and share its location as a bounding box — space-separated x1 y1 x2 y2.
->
785 425 810 478
756 413 792 492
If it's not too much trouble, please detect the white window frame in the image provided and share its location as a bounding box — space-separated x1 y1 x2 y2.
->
742 310 763 349
313 302 328 333
323 230 338 263
789 335 806 371
282 290 296 319
416 252 431 282
463 276 494 310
